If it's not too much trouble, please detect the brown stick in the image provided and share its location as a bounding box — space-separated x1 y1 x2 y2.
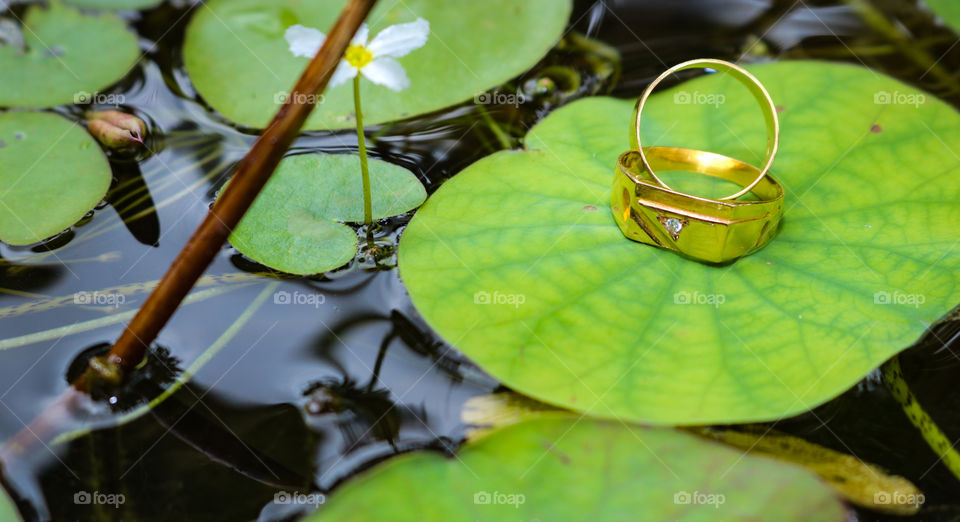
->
107 0 377 374
0 0 378 463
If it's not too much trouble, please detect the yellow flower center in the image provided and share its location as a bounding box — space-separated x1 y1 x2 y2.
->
345 44 373 69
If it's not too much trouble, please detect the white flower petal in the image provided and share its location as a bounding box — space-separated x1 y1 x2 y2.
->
329 61 358 87
351 23 369 46
285 24 325 58
361 57 410 91
367 18 429 58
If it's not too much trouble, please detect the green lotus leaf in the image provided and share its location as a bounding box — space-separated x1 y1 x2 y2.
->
313 417 845 521
926 0 960 31
182 0 571 130
0 2 140 108
0 111 112 245
228 153 426 275
64 0 164 10
398 61 960 424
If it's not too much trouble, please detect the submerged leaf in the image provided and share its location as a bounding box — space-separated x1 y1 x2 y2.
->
313 417 846 521
227 154 426 275
182 0 572 129
692 426 923 516
398 61 960 424
0 2 139 108
0 486 19 522
461 392 561 441
464 392 920 516
0 111 111 245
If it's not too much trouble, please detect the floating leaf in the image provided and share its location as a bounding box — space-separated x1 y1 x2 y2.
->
926 0 960 31
0 2 139 108
398 61 960 424
461 392 561 441
313 417 845 521
227 154 426 275
0 111 112 245
182 0 572 129
64 0 164 10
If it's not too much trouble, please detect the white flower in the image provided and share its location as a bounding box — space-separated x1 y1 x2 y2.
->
285 18 430 92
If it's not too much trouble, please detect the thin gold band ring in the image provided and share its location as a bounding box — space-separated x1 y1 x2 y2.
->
630 59 780 201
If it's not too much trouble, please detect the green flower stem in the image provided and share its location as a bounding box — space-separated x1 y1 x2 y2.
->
883 355 960 482
353 75 373 226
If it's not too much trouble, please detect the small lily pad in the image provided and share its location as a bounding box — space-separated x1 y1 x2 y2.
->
227 153 426 275
313 417 845 521
0 2 140 108
926 0 960 31
182 0 571 129
65 0 164 9
398 61 960 424
0 111 112 245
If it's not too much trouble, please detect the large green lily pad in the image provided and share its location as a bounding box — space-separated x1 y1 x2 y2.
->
228 153 425 275
398 61 960 424
182 0 571 130
926 0 960 31
0 2 140 108
313 417 845 521
0 111 112 245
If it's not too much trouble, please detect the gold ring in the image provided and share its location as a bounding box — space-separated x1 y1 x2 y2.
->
612 147 784 263
631 59 780 201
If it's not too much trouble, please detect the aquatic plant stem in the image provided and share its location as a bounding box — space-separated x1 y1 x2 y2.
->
882 355 960 482
0 0 379 464
353 76 373 226
105 0 378 377
475 104 513 150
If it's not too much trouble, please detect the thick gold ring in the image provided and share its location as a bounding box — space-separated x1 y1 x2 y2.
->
612 147 784 263
631 59 780 201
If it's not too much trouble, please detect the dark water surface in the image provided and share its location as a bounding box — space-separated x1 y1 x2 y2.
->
1 0 959 520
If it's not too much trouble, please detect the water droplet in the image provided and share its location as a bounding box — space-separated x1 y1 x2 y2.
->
14 132 24 140
0 140 6 148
